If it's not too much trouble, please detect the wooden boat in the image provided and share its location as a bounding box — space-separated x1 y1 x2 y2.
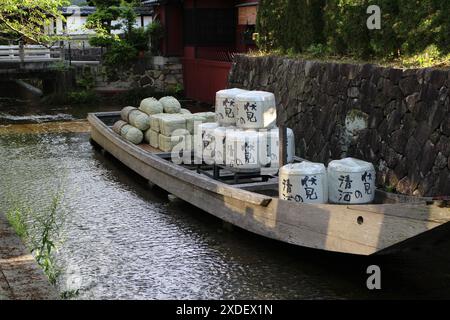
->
88 111 450 256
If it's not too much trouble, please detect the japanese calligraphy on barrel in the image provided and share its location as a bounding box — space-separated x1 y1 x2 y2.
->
235 91 277 129
327 157 376 204
198 122 219 165
261 127 295 168
215 88 249 126
279 162 328 204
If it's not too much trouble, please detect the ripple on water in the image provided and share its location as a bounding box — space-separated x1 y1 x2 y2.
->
1 127 450 300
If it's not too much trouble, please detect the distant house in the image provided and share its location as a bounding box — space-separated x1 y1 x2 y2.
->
144 0 259 103
44 4 154 48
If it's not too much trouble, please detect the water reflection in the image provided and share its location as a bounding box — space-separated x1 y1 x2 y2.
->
0 125 449 299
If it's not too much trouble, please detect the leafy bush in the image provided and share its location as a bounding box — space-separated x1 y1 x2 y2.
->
147 20 164 55
103 40 138 67
128 27 150 52
5 188 67 286
67 90 100 105
256 0 450 62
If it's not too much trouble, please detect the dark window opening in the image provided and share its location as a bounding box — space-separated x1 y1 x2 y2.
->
184 8 236 46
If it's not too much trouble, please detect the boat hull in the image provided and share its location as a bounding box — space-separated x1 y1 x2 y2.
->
88 112 450 256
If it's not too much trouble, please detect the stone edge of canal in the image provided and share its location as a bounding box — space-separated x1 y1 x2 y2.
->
0 213 59 300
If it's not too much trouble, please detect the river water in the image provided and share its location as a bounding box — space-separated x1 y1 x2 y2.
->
0 108 449 299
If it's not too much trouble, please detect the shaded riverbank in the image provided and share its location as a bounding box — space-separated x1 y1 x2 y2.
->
1 120 450 299
0 212 59 300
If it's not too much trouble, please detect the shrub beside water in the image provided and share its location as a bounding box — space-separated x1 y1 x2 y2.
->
256 0 450 66
4 188 79 298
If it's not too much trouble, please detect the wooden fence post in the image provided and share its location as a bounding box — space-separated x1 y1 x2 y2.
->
18 41 24 63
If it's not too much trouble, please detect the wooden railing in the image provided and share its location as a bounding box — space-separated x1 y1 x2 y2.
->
0 44 63 62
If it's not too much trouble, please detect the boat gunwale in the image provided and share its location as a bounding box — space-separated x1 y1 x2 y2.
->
88 111 450 255
88 112 448 222
88 112 273 207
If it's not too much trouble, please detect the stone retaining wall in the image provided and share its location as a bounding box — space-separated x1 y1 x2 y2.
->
83 56 184 92
135 56 183 92
228 55 450 197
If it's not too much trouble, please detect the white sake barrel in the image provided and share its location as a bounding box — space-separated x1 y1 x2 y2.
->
234 130 261 170
235 91 277 129
197 122 219 164
214 126 235 165
225 129 238 167
279 162 328 204
328 157 376 204
264 128 295 168
215 88 248 126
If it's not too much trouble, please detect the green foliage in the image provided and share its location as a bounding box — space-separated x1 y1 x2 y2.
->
5 188 67 287
67 90 99 104
402 45 450 68
103 39 138 67
76 68 96 91
128 27 150 52
147 20 164 55
32 191 64 285
0 0 69 45
86 1 158 78
256 0 450 63
6 204 30 239
305 43 330 57
60 289 80 299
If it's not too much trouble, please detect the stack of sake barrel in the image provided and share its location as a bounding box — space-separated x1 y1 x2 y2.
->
279 157 376 204
199 88 296 170
112 96 215 152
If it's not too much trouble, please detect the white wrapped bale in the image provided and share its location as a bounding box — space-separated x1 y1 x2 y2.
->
236 91 277 129
139 97 164 115
215 88 248 126
112 120 127 135
159 133 188 152
279 162 328 204
120 106 135 122
128 109 150 131
180 108 192 114
159 114 187 136
120 124 144 145
328 157 376 204
186 114 206 134
121 106 150 131
149 113 165 132
198 112 216 123
159 96 181 113
144 129 159 148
